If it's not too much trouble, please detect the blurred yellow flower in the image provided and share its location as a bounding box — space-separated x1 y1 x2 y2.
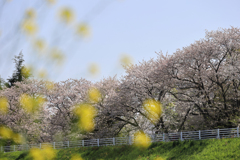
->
74 103 97 132
30 148 44 160
59 8 74 23
46 0 56 5
30 145 56 160
120 54 133 67
88 63 100 76
21 66 32 78
42 145 56 160
134 131 151 149
25 9 36 19
88 87 101 103
12 133 24 144
21 19 38 35
0 126 13 139
76 23 90 37
143 99 162 124
20 94 45 113
45 81 55 91
71 154 84 160
0 97 8 114
34 39 46 52
38 69 48 79
50 48 65 66
0 126 23 144
79 118 95 132
171 88 178 94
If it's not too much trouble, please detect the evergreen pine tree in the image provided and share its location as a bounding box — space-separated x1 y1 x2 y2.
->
6 52 30 88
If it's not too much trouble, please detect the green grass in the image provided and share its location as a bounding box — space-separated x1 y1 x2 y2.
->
1 137 240 160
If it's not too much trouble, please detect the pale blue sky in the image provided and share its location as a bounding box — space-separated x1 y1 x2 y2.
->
1 0 240 82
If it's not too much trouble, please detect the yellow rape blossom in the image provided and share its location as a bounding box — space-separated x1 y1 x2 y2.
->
30 148 44 160
171 88 178 94
0 126 23 144
25 9 36 19
76 23 90 37
30 145 56 160
21 19 38 35
0 97 8 114
20 94 45 113
120 54 133 67
38 69 48 79
59 8 74 24
46 0 56 5
0 126 13 139
88 63 100 76
45 81 55 91
88 87 101 103
42 145 56 160
12 133 24 144
21 66 32 78
34 39 46 52
50 48 65 66
143 99 162 124
134 131 151 149
71 154 84 160
74 104 97 132
155 157 165 160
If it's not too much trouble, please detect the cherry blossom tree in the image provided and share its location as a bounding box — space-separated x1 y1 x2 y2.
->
42 78 92 140
0 79 51 143
114 57 183 134
162 27 240 130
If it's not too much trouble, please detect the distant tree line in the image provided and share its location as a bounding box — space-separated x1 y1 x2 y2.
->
1 27 240 143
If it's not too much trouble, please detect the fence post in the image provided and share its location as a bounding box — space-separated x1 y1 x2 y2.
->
151 135 155 143
39 143 41 149
14 145 15 152
180 132 183 141
129 136 132 145
113 137 115 146
53 142 55 149
1 146 2 152
97 139 99 147
237 127 239 138
82 140 84 147
163 133 165 142
199 130 201 140
217 129 220 139
67 141 69 148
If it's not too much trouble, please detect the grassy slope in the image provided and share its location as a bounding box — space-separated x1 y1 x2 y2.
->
1 137 240 160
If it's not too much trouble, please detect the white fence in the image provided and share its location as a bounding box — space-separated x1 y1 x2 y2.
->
1 127 239 152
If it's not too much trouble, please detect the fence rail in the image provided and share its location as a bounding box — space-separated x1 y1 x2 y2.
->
1 127 240 152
